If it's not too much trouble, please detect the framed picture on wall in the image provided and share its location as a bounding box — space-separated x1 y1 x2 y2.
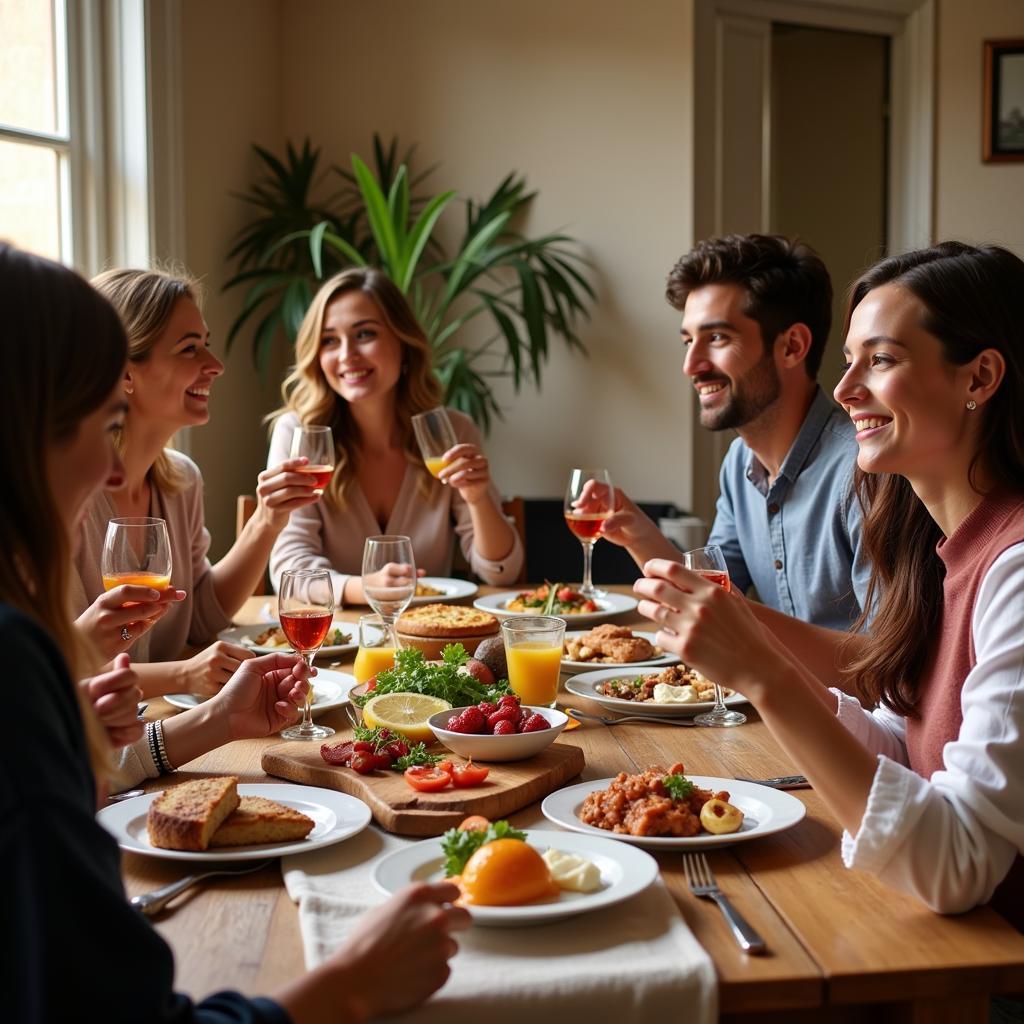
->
984 39 1024 163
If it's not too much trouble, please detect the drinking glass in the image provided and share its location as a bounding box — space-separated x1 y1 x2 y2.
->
684 544 746 727
278 568 336 741
361 535 416 628
101 517 172 592
411 407 457 479
501 615 566 708
353 615 399 686
290 424 335 490
564 467 614 599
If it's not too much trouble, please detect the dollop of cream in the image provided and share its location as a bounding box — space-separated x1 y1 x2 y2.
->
542 848 602 892
652 682 699 704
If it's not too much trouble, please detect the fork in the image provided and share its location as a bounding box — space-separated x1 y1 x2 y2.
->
130 859 272 917
681 852 766 954
565 707 696 727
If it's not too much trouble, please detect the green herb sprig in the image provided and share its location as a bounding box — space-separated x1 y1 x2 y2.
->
440 820 528 877
663 773 695 801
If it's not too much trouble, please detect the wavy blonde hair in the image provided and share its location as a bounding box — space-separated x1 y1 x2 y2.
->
91 267 204 495
269 268 443 504
0 244 126 783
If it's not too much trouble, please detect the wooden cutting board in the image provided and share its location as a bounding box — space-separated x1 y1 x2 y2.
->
261 740 585 836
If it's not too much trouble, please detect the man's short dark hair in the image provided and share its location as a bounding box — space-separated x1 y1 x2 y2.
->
665 234 832 379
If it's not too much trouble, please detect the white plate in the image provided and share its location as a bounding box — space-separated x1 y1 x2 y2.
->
561 629 681 673
409 577 479 606
218 621 358 659
565 667 749 718
372 828 659 927
473 590 638 627
542 776 806 850
164 668 358 717
97 783 372 862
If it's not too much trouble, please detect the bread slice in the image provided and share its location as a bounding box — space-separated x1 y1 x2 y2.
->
147 776 240 852
209 795 315 847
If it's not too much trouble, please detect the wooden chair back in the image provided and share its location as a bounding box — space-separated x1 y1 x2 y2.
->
502 496 528 585
236 494 271 596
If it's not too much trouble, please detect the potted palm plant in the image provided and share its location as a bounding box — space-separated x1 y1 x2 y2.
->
224 136 595 430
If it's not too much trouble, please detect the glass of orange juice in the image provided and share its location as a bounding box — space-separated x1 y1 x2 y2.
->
411 407 457 479
354 615 399 686
101 517 172 593
501 614 566 708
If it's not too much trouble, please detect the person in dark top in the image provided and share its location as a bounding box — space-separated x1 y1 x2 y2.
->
0 242 470 1023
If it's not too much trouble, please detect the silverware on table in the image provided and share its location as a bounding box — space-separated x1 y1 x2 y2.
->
130 859 272 917
682 852 766 954
565 707 696 727
733 774 810 790
107 789 145 802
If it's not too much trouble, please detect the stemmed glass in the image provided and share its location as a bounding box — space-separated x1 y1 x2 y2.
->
278 568 336 741
411 407 457 479
685 544 746 727
564 467 614 599
291 424 335 490
361 535 416 629
101 517 172 592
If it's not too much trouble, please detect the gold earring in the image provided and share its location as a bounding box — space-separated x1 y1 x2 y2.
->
966 400 977 410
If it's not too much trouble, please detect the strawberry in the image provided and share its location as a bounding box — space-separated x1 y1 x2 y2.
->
487 707 519 730
459 705 487 733
444 713 472 734
492 719 516 735
320 740 354 765
522 713 550 733
478 701 497 717
498 694 521 708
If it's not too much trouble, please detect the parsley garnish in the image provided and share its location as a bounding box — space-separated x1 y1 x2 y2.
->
663 773 695 801
393 743 442 771
439 820 528 877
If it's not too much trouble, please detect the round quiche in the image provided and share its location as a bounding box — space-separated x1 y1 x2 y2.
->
397 603 499 639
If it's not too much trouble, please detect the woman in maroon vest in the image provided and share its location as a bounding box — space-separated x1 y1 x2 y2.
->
637 242 1024 936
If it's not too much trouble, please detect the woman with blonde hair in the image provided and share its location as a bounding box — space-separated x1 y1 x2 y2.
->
72 267 323 698
1 242 468 1023
268 267 522 604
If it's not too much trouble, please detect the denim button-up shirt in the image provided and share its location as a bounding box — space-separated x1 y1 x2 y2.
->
708 386 870 630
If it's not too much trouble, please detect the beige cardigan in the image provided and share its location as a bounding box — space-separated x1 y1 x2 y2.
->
268 409 524 601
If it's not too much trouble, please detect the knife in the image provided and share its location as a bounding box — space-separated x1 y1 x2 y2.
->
733 774 810 789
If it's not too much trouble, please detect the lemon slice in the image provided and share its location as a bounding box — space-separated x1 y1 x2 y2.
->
361 692 451 744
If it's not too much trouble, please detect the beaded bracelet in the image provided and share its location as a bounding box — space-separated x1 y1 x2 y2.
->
146 720 175 775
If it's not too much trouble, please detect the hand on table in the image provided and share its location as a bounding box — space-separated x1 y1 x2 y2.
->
83 653 143 748
212 650 311 740
438 442 494 505
75 585 185 660
181 640 256 697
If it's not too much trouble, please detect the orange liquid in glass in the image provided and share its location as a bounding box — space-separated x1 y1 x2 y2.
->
506 643 562 706
297 464 335 489
280 609 333 653
696 569 730 589
102 572 171 591
564 512 610 542
424 457 449 478
353 645 397 685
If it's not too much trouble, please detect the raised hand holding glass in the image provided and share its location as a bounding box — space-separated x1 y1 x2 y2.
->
411 407 457 479
290 424 335 490
564 468 613 599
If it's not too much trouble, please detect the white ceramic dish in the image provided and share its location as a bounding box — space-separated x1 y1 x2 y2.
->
428 705 568 761
164 668 358 717
372 828 659 927
473 590 638 627
561 629 681 673
565 667 749 718
218 621 358 659
409 577 479 606
541 776 806 850
97 783 372 862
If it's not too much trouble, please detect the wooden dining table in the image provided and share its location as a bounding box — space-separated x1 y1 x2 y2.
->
121 587 1024 1023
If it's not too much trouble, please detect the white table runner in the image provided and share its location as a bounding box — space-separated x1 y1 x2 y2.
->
282 821 717 1024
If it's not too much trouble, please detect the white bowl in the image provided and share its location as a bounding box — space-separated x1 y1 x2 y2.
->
427 705 568 761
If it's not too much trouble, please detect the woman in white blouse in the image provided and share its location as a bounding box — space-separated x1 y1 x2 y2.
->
268 267 523 604
637 242 1024 931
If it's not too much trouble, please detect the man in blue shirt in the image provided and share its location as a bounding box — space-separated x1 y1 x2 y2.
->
596 234 869 631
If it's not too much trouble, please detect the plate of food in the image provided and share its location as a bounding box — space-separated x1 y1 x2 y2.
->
409 577 478 606
541 768 806 850
561 625 681 672
372 821 659 927
474 585 638 627
218 621 357 658
163 668 358 716
565 666 748 717
97 780 372 862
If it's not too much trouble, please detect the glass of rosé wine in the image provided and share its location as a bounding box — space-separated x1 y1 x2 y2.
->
564 467 614 599
278 568 335 740
684 544 745 727
290 424 335 491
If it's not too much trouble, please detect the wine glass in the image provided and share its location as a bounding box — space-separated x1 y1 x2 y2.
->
101 517 172 593
290 424 335 490
361 535 416 628
278 568 336 741
564 467 614 599
411 407 457 479
684 544 746 728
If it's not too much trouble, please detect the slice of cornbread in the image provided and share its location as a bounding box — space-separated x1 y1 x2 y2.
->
209 795 315 847
147 776 240 852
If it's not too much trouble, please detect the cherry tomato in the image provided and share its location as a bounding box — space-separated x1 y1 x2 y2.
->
557 586 575 602
350 751 379 775
436 760 455 776
451 760 489 787
404 765 453 792
458 814 491 831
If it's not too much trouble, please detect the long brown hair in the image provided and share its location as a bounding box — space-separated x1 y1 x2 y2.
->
91 267 201 495
269 267 442 504
0 244 128 773
840 242 1024 715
